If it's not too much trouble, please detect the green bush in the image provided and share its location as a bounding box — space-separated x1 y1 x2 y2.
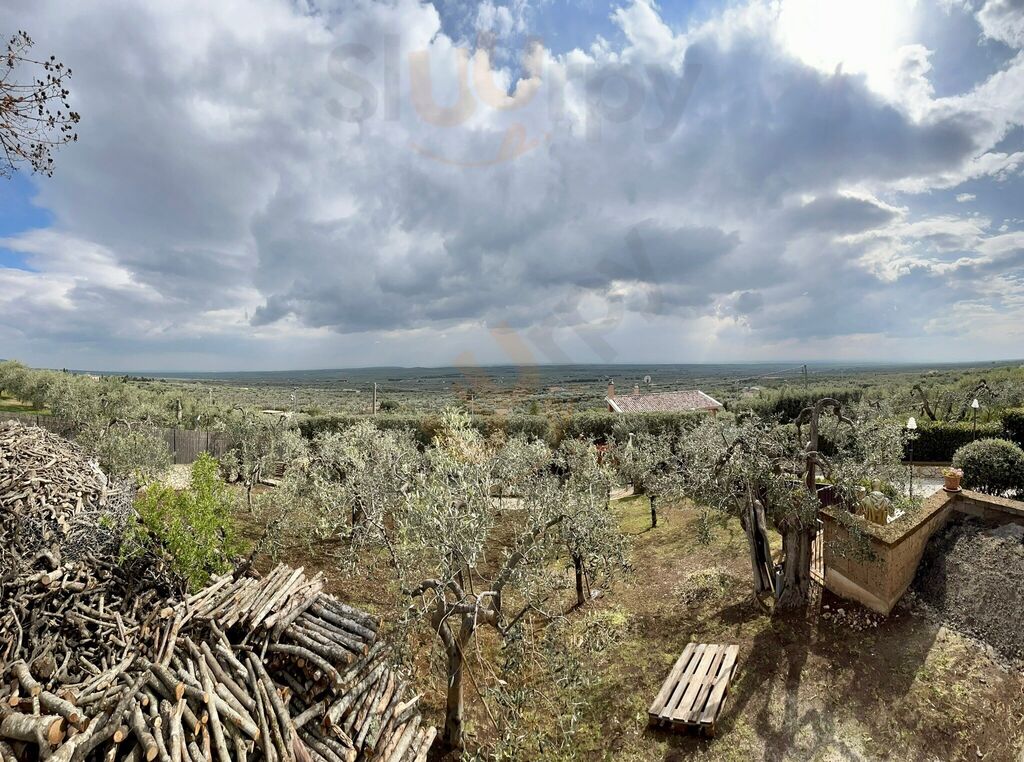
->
80 423 171 481
553 411 709 445
732 387 862 422
952 438 1024 497
300 414 441 445
1003 408 1024 449
130 453 243 590
905 420 1005 462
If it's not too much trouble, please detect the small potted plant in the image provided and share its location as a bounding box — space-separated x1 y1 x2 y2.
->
942 466 963 492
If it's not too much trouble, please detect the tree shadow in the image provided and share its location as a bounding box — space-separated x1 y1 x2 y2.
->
646 585 942 760
626 524 657 536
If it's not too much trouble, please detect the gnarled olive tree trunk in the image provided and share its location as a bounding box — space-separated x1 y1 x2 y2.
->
780 397 853 610
414 515 566 750
439 613 475 749
776 519 815 609
572 553 586 607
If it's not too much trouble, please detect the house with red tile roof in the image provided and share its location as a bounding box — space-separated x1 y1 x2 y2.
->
605 381 723 414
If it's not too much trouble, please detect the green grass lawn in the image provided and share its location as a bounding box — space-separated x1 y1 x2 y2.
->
0 391 50 415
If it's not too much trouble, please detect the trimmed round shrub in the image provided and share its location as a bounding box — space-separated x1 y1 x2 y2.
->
952 438 1024 496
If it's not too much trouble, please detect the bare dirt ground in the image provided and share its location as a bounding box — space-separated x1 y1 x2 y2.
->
254 495 1024 761
913 519 1024 664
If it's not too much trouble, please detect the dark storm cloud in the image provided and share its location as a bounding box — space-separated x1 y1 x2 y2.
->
1 0 1023 368
786 195 900 235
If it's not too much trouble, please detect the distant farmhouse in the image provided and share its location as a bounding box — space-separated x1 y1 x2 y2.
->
605 381 723 414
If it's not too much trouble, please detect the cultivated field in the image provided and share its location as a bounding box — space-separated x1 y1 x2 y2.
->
120 361 1024 419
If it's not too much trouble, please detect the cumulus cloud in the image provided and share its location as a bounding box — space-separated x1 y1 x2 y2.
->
977 0 1024 48
0 0 1023 369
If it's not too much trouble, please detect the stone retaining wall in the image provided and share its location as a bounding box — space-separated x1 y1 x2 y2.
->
820 490 1024 614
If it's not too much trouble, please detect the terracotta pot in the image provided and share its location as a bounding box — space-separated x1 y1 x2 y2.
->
943 474 962 491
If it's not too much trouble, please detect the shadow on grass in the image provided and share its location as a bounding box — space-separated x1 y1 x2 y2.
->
626 524 657 537
642 589 942 761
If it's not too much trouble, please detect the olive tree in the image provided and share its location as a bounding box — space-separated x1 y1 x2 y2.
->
306 421 420 536
612 430 676 527
679 401 908 610
909 379 996 422
278 413 628 749
220 410 299 509
679 415 792 599
78 420 172 482
0 360 29 400
555 438 628 607
352 412 573 749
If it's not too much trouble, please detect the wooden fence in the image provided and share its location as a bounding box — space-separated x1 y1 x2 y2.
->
811 517 825 586
1 412 232 465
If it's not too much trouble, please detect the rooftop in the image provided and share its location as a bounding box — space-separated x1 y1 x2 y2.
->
607 389 724 413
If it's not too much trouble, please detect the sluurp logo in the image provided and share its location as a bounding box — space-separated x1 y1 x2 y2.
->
327 34 701 167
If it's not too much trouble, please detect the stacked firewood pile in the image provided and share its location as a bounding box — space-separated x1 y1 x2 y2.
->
0 422 433 761
0 421 133 568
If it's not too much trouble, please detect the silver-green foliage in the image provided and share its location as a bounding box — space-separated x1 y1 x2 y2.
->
676 404 909 607
77 421 172 482
220 411 301 507
301 410 627 749
556 438 628 603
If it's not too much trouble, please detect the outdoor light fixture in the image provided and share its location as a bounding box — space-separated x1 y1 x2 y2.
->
971 398 981 438
907 417 917 500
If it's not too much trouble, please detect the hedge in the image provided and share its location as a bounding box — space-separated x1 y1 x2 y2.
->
1003 408 1024 449
904 420 1005 462
302 414 439 446
299 414 554 446
732 388 863 422
299 410 715 447
552 411 711 444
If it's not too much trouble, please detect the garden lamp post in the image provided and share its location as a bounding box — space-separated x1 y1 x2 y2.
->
907 416 918 500
971 398 980 438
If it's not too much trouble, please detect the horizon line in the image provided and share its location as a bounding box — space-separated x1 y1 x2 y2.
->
24 357 1024 376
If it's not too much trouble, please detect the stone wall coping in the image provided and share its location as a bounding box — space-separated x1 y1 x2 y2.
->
820 489 1024 547
958 489 1024 518
819 490 954 547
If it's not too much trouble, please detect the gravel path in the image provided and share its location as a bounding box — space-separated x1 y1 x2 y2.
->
160 464 192 489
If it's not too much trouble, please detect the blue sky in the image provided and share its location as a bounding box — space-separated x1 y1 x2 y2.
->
432 0 716 56
1 0 1023 371
0 174 48 271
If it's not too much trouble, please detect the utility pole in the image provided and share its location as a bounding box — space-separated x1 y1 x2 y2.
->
802 364 808 392
372 382 377 415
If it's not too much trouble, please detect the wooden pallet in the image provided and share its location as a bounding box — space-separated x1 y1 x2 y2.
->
648 643 739 736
